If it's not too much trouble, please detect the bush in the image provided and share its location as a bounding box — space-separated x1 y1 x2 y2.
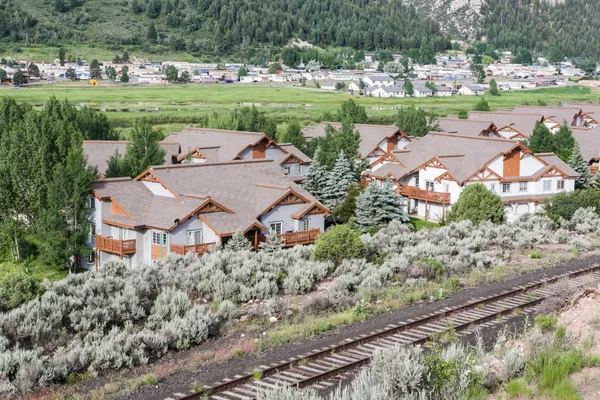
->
311 225 364 265
446 183 505 225
0 272 45 310
535 314 557 331
543 189 600 222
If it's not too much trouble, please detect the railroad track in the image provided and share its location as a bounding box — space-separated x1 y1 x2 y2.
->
166 264 600 400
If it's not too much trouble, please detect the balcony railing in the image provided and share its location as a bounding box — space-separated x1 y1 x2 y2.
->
279 228 321 247
96 235 136 256
399 185 450 204
170 242 216 256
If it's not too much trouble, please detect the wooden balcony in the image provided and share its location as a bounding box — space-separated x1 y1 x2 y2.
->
170 242 216 256
399 185 450 204
96 235 136 256
279 228 321 247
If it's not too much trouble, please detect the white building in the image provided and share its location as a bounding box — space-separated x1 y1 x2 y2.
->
458 84 486 95
363 74 395 87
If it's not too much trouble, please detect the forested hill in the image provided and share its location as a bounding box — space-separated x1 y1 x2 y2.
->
479 0 600 59
0 0 450 60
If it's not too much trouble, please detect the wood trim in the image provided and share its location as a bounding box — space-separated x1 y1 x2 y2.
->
279 153 304 165
292 203 329 219
260 189 311 214
434 171 459 183
198 215 222 238
464 166 505 183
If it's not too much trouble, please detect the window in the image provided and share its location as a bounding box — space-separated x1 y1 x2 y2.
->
187 230 203 245
557 180 565 190
519 182 528 192
543 180 551 192
425 180 435 191
89 196 95 209
415 176 419 187
90 223 96 238
443 183 449 193
117 227 129 240
152 231 167 245
490 183 496 193
269 222 283 235
295 164 302 174
502 183 511 193
302 219 311 231
88 251 95 263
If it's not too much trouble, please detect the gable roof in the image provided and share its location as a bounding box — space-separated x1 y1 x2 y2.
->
511 106 583 126
83 141 178 174
572 126 600 161
467 112 545 138
278 143 312 164
302 122 404 159
364 74 394 82
437 118 501 138
92 160 326 235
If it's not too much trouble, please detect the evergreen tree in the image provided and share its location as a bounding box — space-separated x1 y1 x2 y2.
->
278 119 305 150
553 123 575 162
458 109 468 119
226 231 252 251
65 68 76 81
527 122 555 153
395 106 438 137
58 47 66 66
89 59 101 80
355 180 408 231
302 151 329 202
404 79 414 96
333 183 363 224
147 22 158 44
124 121 166 177
259 231 283 253
336 99 367 124
322 150 357 210
488 79 499 96
165 65 179 83
106 66 117 81
0 69 6 82
473 97 490 112
446 183 505 225
179 70 191 84
28 63 40 78
120 66 130 83
12 69 25 86
105 149 128 177
568 141 592 189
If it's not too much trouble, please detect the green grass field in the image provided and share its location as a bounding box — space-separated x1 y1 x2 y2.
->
0 257 68 282
1 83 597 127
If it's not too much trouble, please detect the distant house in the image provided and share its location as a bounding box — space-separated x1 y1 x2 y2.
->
347 82 360 92
366 85 405 98
412 84 433 98
434 86 453 97
458 84 486 96
319 82 336 91
363 74 394 87
240 75 262 83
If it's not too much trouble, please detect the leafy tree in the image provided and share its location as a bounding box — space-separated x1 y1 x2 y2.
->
527 122 555 153
132 0 145 13
395 106 438 137
121 51 130 63
336 99 367 124
311 120 361 169
237 65 249 78
322 150 357 209
65 68 76 81
113 54 122 64
359 79 365 92
0 273 44 310
311 224 363 265
28 63 40 78
488 79 499 96
473 97 490 112
225 231 253 251
106 66 117 81
511 48 533 65
470 63 486 84
120 66 130 83
278 119 305 150
458 109 468 119
446 183 505 225
553 123 575 162
147 22 158 44
165 65 179 83
333 183 363 224
568 141 592 189
335 81 345 91
105 149 128 177
404 79 414 96
58 47 66 66
424 81 436 93
179 70 191 83
543 189 600 222
124 121 166 177
89 59 101 80
482 55 495 65
355 180 409 231
576 59 597 75
305 60 321 72
12 69 26 86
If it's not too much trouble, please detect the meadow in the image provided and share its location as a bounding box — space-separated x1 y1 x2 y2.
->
1 83 598 129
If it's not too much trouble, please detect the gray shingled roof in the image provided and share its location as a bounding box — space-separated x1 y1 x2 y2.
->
572 127 600 161
468 112 544 138
83 141 178 174
437 118 501 137
535 153 579 177
511 106 582 126
92 160 325 234
365 74 394 82
302 122 402 158
278 143 312 164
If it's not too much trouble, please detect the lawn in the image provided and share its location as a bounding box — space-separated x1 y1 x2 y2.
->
410 217 440 230
1 83 597 126
0 257 69 282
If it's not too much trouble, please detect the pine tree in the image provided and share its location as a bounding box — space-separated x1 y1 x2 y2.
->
355 180 408 231
124 121 166 177
322 150 357 210
568 141 592 189
147 23 158 44
303 151 329 203
89 59 101 80
404 79 414 96
473 97 490 112
553 123 575 162
105 149 128 177
489 79 499 96
527 122 555 153
259 231 283 253
226 231 252 251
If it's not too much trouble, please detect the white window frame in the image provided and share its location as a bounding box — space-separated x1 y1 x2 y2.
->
519 181 528 192
295 164 302 174
543 180 551 192
557 180 565 190
187 229 203 245
502 183 511 193
425 180 435 191
152 231 167 245
269 221 283 235
302 219 311 231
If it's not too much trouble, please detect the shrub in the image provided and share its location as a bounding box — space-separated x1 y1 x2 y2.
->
543 189 600 222
0 272 45 310
446 183 505 225
311 225 364 265
535 314 557 331
568 236 592 253
504 378 532 398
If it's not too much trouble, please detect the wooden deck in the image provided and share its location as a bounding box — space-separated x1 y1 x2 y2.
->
96 236 136 256
399 185 450 204
170 242 216 256
279 228 321 247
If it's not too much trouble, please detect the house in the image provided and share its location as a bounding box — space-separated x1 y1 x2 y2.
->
362 133 578 222
88 160 328 270
412 84 433 98
319 82 336 91
467 112 546 139
434 86 453 97
365 85 405 98
303 122 410 164
363 74 395 87
437 119 503 138
458 84 486 95
511 106 596 128
347 82 360 92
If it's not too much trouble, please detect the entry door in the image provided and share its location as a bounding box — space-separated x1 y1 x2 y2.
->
152 231 168 259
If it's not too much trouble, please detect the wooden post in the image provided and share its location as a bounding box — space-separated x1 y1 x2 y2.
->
254 230 258 249
425 198 429 221
95 249 99 272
